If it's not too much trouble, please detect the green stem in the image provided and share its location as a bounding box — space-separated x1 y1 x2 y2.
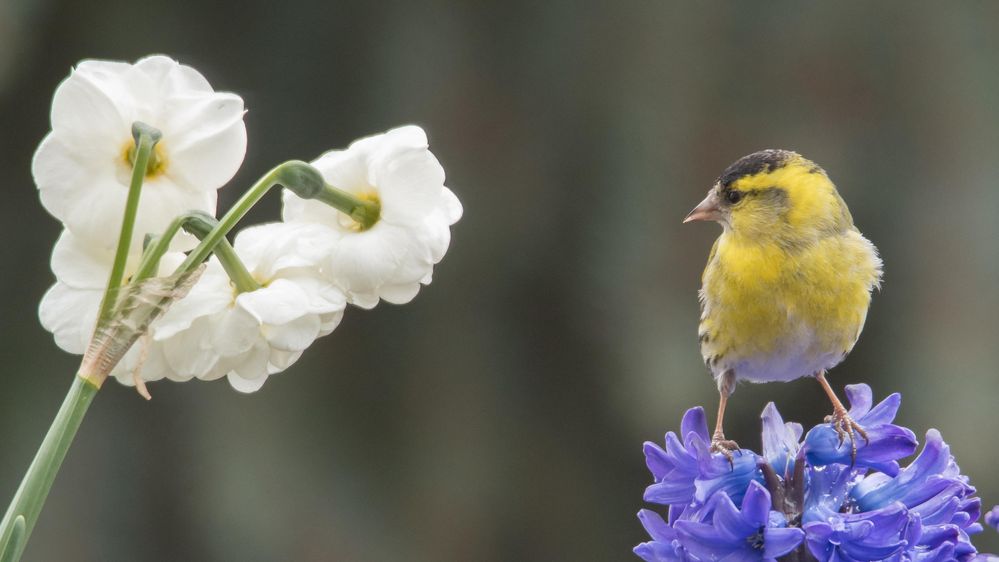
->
176 160 325 274
132 213 203 283
134 211 259 292
212 241 260 293
0 378 98 561
314 184 380 230
96 122 161 322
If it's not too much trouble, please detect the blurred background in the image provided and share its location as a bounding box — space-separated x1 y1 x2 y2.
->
1 1 998 560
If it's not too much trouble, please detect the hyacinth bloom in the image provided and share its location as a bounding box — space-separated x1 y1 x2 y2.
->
33 55 247 252
282 125 463 309
635 384 994 562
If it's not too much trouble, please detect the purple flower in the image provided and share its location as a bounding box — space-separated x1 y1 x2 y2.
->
634 509 686 562
674 482 804 561
803 503 913 561
802 384 918 476
635 385 995 561
643 407 763 508
642 407 708 506
851 429 983 558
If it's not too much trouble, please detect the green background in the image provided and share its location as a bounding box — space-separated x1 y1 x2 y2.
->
1 1 998 560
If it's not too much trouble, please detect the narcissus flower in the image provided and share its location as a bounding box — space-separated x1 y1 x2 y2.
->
33 55 246 252
152 222 346 392
282 125 462 308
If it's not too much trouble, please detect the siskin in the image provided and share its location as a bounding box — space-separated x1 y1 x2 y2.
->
685 149 882 459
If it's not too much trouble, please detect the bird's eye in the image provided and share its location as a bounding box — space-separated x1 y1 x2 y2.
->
725 190 743 204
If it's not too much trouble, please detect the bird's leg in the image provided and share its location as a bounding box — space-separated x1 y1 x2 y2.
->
815 370 869 461
711 370 739 464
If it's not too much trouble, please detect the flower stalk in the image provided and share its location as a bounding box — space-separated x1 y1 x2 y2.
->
314 184 381 230
134 211 259 293
0 368 99 561
0 123 160 562
96 122 161 323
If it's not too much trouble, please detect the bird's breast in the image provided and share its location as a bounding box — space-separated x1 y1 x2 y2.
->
698 231 880 383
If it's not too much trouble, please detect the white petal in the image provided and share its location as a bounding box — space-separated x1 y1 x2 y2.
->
318 310 345 335
33 134 115 225
134 55 212 95
235 279 311 326
227 371 269 393
161 316 221 378
277 271 347 314
267 349 303 373
50 230 117 288
440 186 463 225
372 146 445 225
38 282 100 354
49 61 131 148
262 314 320 352
207 306 259 356
313 147 374 193
163 95 247 191
227 343 270 390
153 261 232 339
377 282 422 305
233 222 324 277
322 222 432 305
109 337 173 385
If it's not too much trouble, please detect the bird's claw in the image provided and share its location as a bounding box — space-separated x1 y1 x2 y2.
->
824 407 869 463
710 431 740 469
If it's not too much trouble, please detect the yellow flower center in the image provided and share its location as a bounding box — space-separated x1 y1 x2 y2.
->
338 190 381 231
121 138 168 178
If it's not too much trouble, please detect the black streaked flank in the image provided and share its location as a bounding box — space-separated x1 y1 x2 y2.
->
717 149 795 188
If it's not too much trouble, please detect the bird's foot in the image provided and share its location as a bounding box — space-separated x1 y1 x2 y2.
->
824 406 869 463
710 431 740 468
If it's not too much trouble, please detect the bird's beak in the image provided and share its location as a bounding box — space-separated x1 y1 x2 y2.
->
683 191 721 223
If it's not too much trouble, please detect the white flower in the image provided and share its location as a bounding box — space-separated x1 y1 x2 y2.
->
281 125 462 309
33 55 247 252
152 222 347 392
38 230 184 383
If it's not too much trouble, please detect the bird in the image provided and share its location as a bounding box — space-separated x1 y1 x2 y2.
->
684 149 882 461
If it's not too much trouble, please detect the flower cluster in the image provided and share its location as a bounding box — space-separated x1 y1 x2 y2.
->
635 384 995 562
35 56 461 392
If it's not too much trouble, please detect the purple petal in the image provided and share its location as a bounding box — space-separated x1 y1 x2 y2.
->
741 481 772 528
844 384 874 417
761 402 799 477
709 492 756 543
763 527 806 558
644 441 673 480
694 449 763 505
852 430 951 511
644 479 696 506
681 406 709 444
803 423 917 473
675 520 742 560
985 505 999 531
633 541 680 562
638 509 676 543
860 392 902 427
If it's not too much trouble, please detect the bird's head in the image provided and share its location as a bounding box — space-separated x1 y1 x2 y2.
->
684 149 853 243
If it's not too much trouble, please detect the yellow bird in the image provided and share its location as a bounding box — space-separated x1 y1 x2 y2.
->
685 149 882 459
